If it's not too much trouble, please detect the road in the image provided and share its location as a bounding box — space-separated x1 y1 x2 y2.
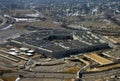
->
0 15 14 30
0 15 7 27
2 68 120 80
2 71 76 79
83 68 120 81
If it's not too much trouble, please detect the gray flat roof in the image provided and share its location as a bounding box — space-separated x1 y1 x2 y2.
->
14 28 108 52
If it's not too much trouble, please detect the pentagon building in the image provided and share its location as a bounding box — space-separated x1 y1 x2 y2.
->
10 28 110 58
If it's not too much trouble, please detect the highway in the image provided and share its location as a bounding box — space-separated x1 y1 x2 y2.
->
0 15 14 30
0 15 7 27
2 71 76 79
82 68 120 81
2 68 120 80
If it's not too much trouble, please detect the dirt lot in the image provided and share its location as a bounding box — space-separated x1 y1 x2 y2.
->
84 53 113 65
